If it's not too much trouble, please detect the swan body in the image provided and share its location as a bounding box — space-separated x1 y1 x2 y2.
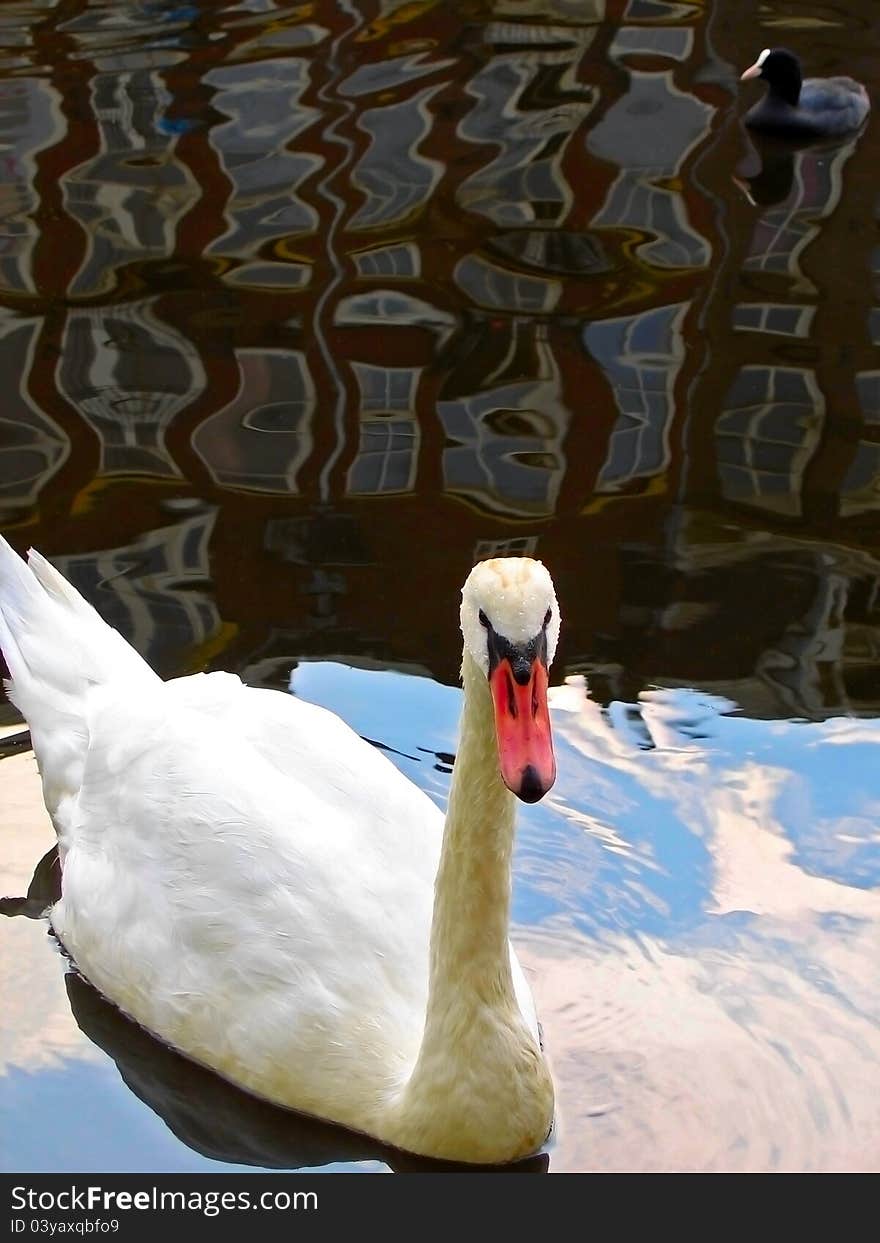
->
0 538 558 1163
741 47 870 138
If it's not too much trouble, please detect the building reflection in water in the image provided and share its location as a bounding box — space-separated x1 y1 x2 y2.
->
206 57 320 266
62 69 200 298
583 303 687 496
192 349 315 492
0 77 64 296
0 313 69 515
58 301 204 479
0 0 878 728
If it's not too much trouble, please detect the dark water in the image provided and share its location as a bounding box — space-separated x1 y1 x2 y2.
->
1 0 879 1173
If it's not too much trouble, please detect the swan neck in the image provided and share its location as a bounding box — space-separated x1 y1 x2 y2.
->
389 649 553 1163
428 650 518 989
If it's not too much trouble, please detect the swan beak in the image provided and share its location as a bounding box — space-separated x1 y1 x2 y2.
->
489 652 556 804
740 62 763 81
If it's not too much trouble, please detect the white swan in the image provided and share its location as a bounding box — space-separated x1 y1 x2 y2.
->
0 539 559 1164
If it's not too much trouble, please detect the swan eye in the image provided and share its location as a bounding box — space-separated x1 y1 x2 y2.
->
478 608 490 629
544 608 552 627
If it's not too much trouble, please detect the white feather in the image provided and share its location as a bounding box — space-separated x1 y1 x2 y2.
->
461 557 560 675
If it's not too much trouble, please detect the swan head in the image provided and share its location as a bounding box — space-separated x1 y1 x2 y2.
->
460 557 560 805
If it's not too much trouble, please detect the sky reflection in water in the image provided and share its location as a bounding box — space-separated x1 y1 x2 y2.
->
3 667 879 1171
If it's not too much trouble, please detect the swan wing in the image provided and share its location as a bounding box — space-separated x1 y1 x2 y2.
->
53 678 440 1131
130 671 542 1044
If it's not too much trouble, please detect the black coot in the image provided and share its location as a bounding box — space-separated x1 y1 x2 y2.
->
741 48 869 138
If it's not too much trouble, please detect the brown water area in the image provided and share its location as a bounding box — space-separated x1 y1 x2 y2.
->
1 0 879 1173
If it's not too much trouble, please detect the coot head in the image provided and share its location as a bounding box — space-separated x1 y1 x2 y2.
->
741 48 802 107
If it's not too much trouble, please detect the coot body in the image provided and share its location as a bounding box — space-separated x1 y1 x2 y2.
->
741 48 869 138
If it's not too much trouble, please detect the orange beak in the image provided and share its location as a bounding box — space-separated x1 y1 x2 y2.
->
740 61 763 81
489 654 556 803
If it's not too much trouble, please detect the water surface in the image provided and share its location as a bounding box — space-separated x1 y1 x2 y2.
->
1 0 879 1173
